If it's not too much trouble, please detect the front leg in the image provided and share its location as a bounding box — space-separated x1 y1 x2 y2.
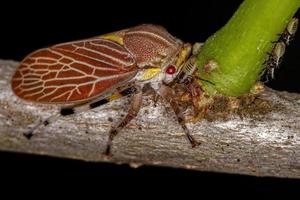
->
159 84 200 148
184 77 203 113
104 86 143 156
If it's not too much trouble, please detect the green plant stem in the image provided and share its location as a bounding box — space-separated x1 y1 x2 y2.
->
197 0 300 96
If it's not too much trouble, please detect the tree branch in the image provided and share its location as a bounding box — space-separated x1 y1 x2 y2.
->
0 60 299 178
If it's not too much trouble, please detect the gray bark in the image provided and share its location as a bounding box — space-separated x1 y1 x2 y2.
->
0 59 299 178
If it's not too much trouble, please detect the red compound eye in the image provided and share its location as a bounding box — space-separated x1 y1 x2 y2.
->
166 65 176 75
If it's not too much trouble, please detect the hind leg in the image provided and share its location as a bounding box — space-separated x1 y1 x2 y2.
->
104 87 143 156
24 86 138 139
23 100 107 139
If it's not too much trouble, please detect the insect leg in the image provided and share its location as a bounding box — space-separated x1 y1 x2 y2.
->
23 113 60 139
159 84 200 148
24 86 138 139
187 78 204 114
104 86 143 156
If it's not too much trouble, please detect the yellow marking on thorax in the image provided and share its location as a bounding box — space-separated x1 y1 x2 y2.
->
99 33 124 45
141 68 161 81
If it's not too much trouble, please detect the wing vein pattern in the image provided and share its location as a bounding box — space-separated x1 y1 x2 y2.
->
12 38 138 103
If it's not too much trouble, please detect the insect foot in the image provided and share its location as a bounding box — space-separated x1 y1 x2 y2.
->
188 134 201 148
23 132 33 140
103 128 118 157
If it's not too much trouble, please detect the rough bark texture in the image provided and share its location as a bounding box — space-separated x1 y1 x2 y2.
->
0 59 299 178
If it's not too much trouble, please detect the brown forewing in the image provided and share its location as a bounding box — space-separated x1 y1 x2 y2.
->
12 38 138 104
